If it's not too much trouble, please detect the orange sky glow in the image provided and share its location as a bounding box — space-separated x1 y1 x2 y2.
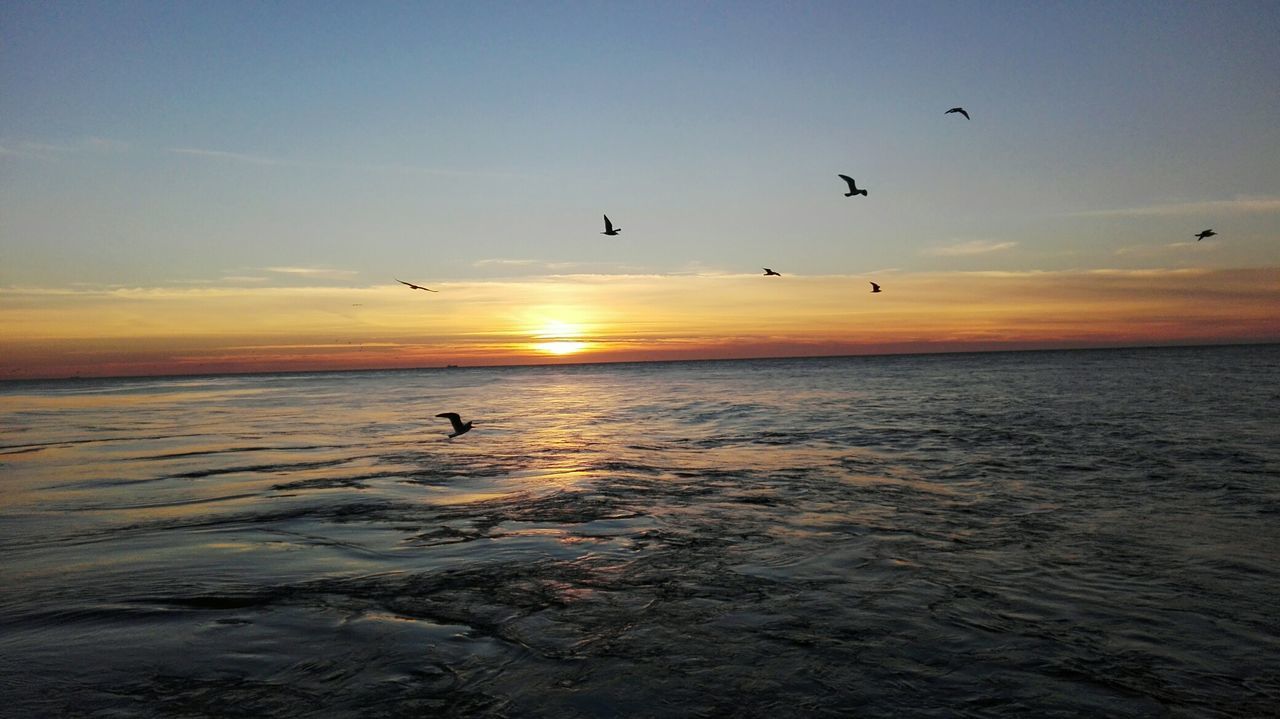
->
2 267 1278 379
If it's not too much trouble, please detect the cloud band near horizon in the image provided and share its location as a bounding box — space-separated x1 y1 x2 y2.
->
2 268 1277 379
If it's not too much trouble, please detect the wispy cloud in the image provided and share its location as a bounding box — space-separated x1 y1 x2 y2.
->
264 267 358 279
167 146 531 179
1071 196 1280 218
473 258 545 268
169 147 284 165
1 137 128 160
471 258 621 272
923 240 1018 257
1115 240 1221 257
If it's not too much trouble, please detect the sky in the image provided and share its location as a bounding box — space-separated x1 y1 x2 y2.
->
2 1 1279 378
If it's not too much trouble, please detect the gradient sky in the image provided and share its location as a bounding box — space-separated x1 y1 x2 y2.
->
3 1 1279 377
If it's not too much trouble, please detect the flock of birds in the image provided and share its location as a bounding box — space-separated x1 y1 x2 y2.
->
396 106 1218 438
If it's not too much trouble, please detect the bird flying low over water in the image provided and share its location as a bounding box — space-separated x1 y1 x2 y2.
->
870 282 882 293
1195 229 1216 241
436 412 473 438
396 279 438 292
945 107 970 120
601 215 620 236
763 268 781 276
838 175 868 197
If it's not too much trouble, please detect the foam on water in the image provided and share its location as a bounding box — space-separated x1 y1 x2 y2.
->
1 346 1278 716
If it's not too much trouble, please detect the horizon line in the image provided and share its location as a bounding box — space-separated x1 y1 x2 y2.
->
5 339 1276 384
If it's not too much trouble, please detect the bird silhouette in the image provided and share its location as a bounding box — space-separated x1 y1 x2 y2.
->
601 215 621 236
436 412 473 438
870 282 882 293
1195 229 1216 241
945 107 970 120
763 268 781 276
838 175 868 197
396 279 438 292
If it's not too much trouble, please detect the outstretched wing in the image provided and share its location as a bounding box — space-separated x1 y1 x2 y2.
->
870 282 880 291
436 412 465 432
603 215 614 233
397 278 438 292
837 174 855 190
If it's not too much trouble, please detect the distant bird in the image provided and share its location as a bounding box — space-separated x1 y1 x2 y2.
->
763 268 781 276
838 175 868 197
601 215 621 236
436 412 473 438
945 107 970 120
1195 229 1216 241
870 282 882 293
396 279 438 292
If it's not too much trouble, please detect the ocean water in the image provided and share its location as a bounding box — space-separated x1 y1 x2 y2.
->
1 345 1278 717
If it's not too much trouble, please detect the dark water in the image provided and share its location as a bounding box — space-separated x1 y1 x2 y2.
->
2 346 1278 717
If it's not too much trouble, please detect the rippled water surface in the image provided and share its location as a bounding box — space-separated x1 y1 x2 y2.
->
2 346 1278 717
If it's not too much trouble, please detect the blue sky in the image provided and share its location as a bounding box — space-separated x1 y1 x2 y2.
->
3 0 1279 290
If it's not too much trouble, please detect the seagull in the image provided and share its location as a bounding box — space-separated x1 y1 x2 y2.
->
870 282 882 293
838 175 868 197
1195 229 1216 241
601 215 621 236
763 268 781 276
396 279 438 292
945 107 970 120
436 412 473 438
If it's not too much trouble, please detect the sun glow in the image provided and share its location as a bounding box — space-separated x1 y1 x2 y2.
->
530 319 591 356
535 340 589 355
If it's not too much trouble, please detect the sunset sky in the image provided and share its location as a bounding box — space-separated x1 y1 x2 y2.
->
3 1 1279 378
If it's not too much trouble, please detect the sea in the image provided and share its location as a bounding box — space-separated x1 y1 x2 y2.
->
1 345 1277 718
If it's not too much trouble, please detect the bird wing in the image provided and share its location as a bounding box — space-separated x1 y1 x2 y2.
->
959 109 969 119
397 279 438 292
436 412 465 431
838 174 855 189
870 282 880 290
603 215 613 232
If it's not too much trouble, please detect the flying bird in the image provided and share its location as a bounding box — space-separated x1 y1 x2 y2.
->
838 175 868 197
396 279 438 292
870 282 882 293
763 268 781 276
1195 229 1216 241
436 412 473 438
945 107 970 120
601 215 621 236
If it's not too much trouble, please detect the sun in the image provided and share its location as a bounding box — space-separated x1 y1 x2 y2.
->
530 319 592 356
536 340 589 355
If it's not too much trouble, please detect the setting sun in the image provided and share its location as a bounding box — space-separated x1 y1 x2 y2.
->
535 340 589 355
529 319 592 356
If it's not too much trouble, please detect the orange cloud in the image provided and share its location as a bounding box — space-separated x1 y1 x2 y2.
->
2 268 1277 379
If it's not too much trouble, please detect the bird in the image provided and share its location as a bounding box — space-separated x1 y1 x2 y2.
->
945 107 970 120
838 175 868 197
396 279 438 292
601 215 620 236
1195 229 1216 241
763 268 781 276
436 412 473 438
870 282 882 293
